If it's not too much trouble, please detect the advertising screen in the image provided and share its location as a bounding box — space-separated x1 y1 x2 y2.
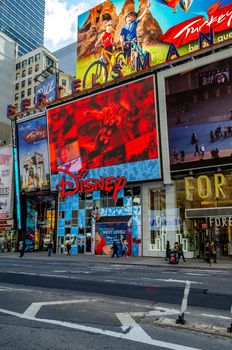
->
0 146 13 219
164 54 232 170
77 0 232 90
47 76 160 185
17 116 50 192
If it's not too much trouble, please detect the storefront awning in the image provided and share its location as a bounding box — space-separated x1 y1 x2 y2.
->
97 216 132 224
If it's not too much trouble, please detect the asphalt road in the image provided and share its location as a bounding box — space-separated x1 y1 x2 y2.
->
0 256 231 350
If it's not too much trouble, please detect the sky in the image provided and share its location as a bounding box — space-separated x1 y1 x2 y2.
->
44 0 103 52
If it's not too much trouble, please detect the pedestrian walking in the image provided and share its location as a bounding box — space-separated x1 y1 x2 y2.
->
178 243 186 262
204 241 211 265
111 241 119 258
210 241 217 263
121 240 128 257
19 240 25 257
165 240 170 261
194 143 200 156
47 241 53 257
66 242 71 256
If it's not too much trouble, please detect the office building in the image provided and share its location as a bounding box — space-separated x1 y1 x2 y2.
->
0 0 45 56
0 31 17 144
14 47 58 111
53 42 76 77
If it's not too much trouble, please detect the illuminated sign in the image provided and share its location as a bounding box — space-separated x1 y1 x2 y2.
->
185 173 226 200
48 77 160 183
55 168 127 202
76 0 232 90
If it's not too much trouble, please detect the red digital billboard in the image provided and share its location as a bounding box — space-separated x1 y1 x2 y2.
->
47 76 160 183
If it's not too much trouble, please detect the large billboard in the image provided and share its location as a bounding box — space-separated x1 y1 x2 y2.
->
17 116 50 192
47 76 160 186
163 52 232 170
0 146 13 219
77 0 232 90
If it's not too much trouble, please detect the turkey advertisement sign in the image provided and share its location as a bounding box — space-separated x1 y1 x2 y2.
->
48 76 160 191
77 0 232 90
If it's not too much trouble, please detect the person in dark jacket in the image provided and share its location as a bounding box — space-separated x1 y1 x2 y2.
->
165 241 170 261
111 241 119 258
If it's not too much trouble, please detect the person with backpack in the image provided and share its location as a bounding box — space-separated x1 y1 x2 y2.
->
178 242 186 262
111 241 119 258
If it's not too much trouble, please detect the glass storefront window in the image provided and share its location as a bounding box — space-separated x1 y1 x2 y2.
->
175 173 232 257
149 189 166 251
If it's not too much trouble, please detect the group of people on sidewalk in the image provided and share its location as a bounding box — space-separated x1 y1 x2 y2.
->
111 241 128 258
165 241 186 264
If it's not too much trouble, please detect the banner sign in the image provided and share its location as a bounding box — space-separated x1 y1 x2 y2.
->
95 222 132 256
48 76 160 187
0 146 13 219
17 116 50 192
35 73 57 104
77 0 232 90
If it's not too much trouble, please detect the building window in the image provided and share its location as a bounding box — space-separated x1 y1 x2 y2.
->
22 60 27 68
15 93 19 101
46 56 53 67
28 57 33 65
21 80 25 88
28 67 32 75
35 64 39 72
21 91 25 98
16 73 20 80
62 79 66 86
16 62 21 70
27 88 31 96
22 70 26 78
15 83 19 90
28 77 32 85
35 53 40 61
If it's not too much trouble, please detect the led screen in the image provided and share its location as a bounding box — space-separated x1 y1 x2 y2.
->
47 76 160 184
165 55 232 170
77 0 232 91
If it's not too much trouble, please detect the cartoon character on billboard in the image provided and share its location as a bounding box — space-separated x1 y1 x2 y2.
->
119 1 151 66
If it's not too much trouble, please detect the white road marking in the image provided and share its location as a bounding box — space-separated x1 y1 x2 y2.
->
23 298 98 317
155 279 202 285
201 313 230 320
0 306 202 350
129 307 180 317
185 273 208 276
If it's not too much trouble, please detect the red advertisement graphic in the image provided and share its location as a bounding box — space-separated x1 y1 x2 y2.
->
47 77 158 174
159 2 232 47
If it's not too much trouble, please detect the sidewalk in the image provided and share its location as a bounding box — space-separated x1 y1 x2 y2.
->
1 252 232 270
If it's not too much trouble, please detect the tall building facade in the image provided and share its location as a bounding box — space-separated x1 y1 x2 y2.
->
0 0 45 56
0 31 17 144
53 42 76 78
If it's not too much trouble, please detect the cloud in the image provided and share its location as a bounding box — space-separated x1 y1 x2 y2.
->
44 0 102 51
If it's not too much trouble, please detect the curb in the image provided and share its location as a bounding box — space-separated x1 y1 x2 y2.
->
153 318 232 338
0 253 232 271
